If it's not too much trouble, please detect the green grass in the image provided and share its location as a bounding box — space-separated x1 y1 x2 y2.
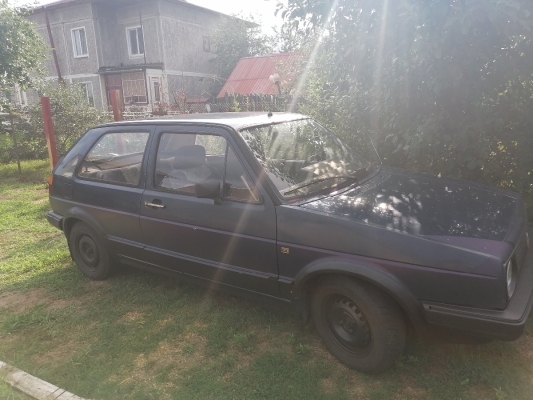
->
1 160 533 400
0 381 30 400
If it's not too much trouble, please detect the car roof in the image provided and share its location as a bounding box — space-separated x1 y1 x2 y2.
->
97 112 308 131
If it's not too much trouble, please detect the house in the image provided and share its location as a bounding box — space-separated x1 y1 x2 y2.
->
217 52 303 98
22 0 236 111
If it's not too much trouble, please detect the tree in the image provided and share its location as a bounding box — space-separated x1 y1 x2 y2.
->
0 1 46 102
210 14 272 95
269 19 309 53
0 83 111 163
282 0 533 219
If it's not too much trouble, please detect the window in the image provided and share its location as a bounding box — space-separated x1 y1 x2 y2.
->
72 28 88 58
151 79 161 103
122 72 147 104
127 27 145 57
155 133 260 203
14 85 27 106
203 36 211 52
79 82 94 106
78 132 150 185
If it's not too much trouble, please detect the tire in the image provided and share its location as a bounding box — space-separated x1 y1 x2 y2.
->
69 221 113 280
311 277 406 374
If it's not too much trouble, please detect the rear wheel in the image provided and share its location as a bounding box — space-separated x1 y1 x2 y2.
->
69 221 113 280
311 277 406 374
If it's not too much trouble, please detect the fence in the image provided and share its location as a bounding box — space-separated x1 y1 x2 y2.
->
105 94 301 120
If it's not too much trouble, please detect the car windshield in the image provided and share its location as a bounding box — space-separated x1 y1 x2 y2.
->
239 119 370 199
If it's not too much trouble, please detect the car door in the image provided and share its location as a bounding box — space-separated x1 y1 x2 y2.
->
139 124 279 297
73 125 153 260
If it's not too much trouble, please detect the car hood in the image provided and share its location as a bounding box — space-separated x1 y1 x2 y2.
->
299 166 523 259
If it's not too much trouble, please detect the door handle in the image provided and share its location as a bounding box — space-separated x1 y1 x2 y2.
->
144 201 166 209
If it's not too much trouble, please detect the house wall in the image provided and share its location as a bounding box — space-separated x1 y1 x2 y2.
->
26 0 229 109
29 4 100 78
158 0 219 75
70 76 105 110
112 3 163 66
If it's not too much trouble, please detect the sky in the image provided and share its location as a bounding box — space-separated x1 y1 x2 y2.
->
10 0 285 33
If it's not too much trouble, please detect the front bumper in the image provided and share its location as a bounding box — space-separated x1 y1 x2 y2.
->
46 211 63 231
422 230 533 341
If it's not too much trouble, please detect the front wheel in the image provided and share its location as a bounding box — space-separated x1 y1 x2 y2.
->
311 277 406 374
69 221 113 280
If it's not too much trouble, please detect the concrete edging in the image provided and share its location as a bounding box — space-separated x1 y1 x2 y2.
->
0 361 88 400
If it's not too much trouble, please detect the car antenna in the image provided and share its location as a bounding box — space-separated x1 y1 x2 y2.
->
370 139 383 165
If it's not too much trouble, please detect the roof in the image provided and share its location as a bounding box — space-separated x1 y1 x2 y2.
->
217 52 304 98
33 0 235 19
99 112 308 131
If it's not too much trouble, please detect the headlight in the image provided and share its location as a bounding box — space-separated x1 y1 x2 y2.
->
506 259 517 299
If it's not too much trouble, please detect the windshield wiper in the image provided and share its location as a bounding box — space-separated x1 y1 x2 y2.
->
282 175 360 196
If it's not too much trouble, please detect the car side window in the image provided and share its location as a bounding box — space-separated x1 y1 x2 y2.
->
155 132 261 203
223 147 261 203
77 132 149 186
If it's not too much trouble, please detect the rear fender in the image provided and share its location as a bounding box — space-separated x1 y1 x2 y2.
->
62 207 109 243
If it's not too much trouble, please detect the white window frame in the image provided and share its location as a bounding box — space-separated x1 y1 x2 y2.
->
14 84 27 106
126 26 145 58
79 82 94 106
71 27 89 58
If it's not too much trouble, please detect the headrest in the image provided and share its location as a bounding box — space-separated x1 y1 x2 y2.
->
173 145 207 169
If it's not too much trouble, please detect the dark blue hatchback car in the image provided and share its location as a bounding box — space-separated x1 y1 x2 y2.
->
47 112 533 373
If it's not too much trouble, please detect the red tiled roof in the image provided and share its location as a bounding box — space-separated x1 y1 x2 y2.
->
217 52 304 98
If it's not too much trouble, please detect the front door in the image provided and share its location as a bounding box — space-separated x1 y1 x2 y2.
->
139 125 279 297
150 77 161 105
105 74 123 109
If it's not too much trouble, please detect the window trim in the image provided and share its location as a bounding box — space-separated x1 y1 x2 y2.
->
78 81 94 107
71 27 89 58
126 25 145 58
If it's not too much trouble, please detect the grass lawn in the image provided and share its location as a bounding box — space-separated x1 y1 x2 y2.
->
1 160 533 400
0 381 31 400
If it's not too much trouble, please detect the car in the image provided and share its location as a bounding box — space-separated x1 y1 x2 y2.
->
47 112 532 374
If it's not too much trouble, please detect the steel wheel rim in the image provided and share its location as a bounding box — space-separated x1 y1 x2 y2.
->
323 294 373 357
78 235 99 270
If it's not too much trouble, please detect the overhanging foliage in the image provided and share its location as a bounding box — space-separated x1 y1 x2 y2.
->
283 0 533 217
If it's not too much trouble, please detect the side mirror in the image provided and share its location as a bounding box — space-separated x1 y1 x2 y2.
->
195 179 221 200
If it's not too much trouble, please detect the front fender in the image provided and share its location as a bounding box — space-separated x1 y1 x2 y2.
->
293 257 427 335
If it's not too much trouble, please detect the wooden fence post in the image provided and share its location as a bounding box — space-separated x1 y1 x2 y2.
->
41 97 58 169
110 89 123 122
9 112 22 175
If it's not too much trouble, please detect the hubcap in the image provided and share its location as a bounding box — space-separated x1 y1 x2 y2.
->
78 235 99 270
325 295 372 356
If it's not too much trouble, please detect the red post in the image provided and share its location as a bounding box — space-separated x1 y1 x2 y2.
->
41 97 58 169
110 89 123 122
109 90 125 153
